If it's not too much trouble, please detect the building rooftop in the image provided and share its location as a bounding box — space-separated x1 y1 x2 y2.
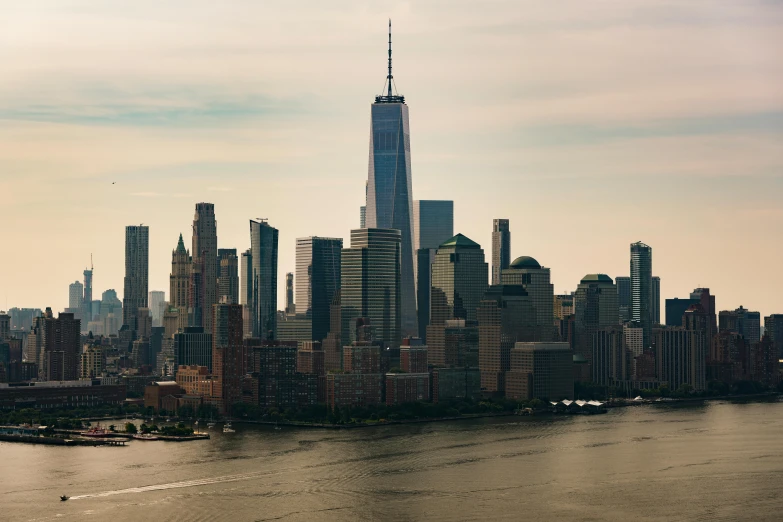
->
580 274 613 284
509 256 541 270
439 233 480 249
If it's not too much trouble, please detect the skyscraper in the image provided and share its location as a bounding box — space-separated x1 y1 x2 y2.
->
123 225 149 328
573 274 619 381
68 281 84 311
427 234 488 367
501 256 556 342
192 203 218 333
630 241 653 348
296 237 343 342
83 262 93 326
212 303 245 415
341 228 401 347
249 219 278 340
41 311 81 381
285 272 295 315
365 22 417 337
170 234 191 333
764 314 783 358
241 248 252 338
652 276 661 325
413 200 454 252
616 276 631 323
217 248 239 305
491 219 510 286
148 291 165 327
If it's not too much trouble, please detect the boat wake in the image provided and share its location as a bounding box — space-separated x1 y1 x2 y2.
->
68 470 271 500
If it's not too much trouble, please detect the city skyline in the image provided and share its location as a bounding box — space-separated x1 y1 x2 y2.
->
1 2 781 321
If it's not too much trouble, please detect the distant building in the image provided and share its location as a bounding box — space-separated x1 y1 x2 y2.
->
427 234 488 367
212 303 245 415
386 373 430 405
244 340 306 410
69 281 84 312
720 306 761 343
654 327 707 391
501 256 556 342
505 342 573 401
652 276 660 325
249 219 279 341
615 276 631 323
192 203 218 333
39 310 81 382
326 373 383 410
665 298 699 327
174 327 213 373
491 219 510 286
1 381 125 410
341 229 401 348
573 274 618 381
630 242 653 348
285 272 295 315
123 225 149 329
217 249 239 305
443 319 479 368
764 314 783 358
400 339 428 373
80 345 105 379
148 291 165 327
416 248 436 341
175 365 214 397
591 326 630 386
432 367 481 403
296 237 343 342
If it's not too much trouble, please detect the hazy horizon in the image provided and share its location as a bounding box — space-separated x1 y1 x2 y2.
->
1 1 781 321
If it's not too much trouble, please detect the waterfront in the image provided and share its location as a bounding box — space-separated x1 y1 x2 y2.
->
1 401 782 521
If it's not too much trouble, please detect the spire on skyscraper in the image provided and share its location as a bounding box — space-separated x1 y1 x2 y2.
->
377 19 404 103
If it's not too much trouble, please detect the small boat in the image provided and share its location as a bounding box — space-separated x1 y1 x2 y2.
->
207 422 216 429
60 495 69 502
223 422 235 434
82 424 110 438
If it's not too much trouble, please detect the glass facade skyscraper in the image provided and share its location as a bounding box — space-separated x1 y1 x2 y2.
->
250 219 278 340
366 26 417 338
295 237 343 342
491 219 510 286
123 225 149 328
414 200 454 251
341 228 401 348
630 241 653 348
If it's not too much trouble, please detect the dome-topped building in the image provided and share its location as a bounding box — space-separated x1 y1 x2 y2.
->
500 255 555 342
509 256 541 270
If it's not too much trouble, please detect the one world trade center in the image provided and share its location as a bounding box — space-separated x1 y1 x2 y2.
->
365 21 418 337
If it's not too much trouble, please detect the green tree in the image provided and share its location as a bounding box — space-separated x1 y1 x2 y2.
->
125 422 137 434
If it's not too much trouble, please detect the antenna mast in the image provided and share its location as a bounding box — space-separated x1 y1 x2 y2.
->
387 19 393 97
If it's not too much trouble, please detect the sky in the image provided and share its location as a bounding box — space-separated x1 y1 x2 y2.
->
1 0 781 321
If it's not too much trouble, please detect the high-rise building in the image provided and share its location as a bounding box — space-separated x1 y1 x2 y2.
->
501 256 556 341
506 342 574 401
218 249 239 305
414 200 454 251
192 203 218 333
630 241 653 349
365 23 417 338
654 327 707 391
0 312 9 341
41 311 81 381
123 225 149 329
665 298 700 327
615 276 631 323
69 281 84 311
249 219 278 340
573 274 619 381
416 248 436 341
426 234 488 367
491 219 510 286
477 285 536 395
174 327 213 372
764 314 783 358
285 272 295 315
241 248 253 338
652 276 660 325
591 326 630 386
83 263 93 326
296 237 343 342
148 291 165 327
212 303 245 415
719 306 760 344
170 233 191 334
341 228 401 348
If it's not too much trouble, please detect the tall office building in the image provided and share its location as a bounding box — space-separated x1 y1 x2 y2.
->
616 276 631 323
123 225 149 329
427 234 488 367
765 315 783 358
341 228 401 347
218 248 239 305
296 237 343 342
654 327 707 391
283 272 294 315
83 263 93 326
365 23 417 337
249 219 278 340
413 200 454 340
68 281 84 311
148 291 165 327
413 200 454 251
212 303 245 415
719 306 761 343
41 311 81 381
241 248 253 338
174 327 213 372
652 276 660 325
477 285 536 395
690 288 717 348
630 241 653 349
665 298 700 327
491 219 510 286
192 203 218 333
501 256 556 341
506 342 574 401
169 234 191 334
573 274 619 381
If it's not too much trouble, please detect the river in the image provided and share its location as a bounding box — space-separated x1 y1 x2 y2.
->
1 400 782 521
